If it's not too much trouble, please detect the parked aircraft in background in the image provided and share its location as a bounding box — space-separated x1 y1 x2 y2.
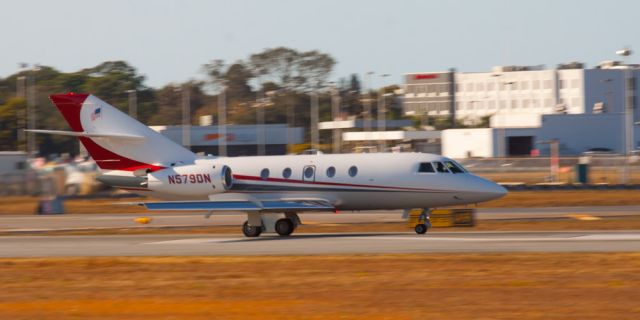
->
28 93 507 237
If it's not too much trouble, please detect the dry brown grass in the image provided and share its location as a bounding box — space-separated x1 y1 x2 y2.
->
1 189 640 215
1 254 639 319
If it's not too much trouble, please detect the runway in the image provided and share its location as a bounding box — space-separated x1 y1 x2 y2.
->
1 205 639 233
1 231 639 257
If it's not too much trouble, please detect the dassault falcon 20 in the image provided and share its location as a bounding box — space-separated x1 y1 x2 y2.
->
29 93 507 237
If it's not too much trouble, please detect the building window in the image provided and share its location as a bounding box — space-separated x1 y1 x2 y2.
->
523 99 529 108
326 166 336 178
521 81 528 90
466 83 473 91
559 80 565 89
282 167 292 179
544 80 552 89
260 168 270 180
487 82 494 91
533 80 540 90
488 100 496 109
511 100 518 108
500 100 507 109
477 83 484 91
348 166 358 177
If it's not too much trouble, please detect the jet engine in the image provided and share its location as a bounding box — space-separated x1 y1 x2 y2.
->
146 163 234 197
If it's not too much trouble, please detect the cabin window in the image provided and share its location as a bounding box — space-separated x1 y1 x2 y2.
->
304 166 315 179
348 166 358 177
282 167 292 179
326 166 336 178
260 168 270 180
418 162 435 173
433 162 450 173
445 161 464 174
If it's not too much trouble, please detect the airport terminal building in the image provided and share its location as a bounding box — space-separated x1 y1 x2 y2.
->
405 62 640 157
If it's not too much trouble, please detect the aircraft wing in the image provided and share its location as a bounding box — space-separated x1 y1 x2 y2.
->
135 199 335 212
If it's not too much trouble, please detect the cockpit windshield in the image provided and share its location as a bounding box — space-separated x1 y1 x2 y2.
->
444 161 464 173
433 161 449 173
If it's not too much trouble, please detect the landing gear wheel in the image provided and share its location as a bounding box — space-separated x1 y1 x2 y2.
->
242 221 262 237
415 223 428 235
275 218 295 236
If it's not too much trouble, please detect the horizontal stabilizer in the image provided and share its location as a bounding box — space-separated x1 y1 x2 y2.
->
25 129 145 141
132 199 335 212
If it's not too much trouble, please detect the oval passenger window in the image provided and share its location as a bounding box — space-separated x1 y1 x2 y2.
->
326 166 336 178
260 168 270 180
348 166 358 177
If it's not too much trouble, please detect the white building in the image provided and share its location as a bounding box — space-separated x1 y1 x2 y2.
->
404 63 640 124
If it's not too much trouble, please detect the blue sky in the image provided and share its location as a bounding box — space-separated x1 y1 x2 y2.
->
0 0 637 88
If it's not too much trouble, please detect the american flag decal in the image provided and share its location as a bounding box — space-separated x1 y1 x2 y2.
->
91 107 101 121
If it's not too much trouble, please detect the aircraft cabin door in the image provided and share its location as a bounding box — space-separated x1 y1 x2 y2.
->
302 165 316 182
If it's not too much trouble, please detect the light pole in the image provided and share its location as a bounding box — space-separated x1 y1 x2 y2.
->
250 85 275 156
175 85 191 150
25 64 41 157
491 73 504 158
126 89 137 119
310 91 319 151
617 47 634 183
364 71 375 145
330 84 341 154
16 75 27 151
217 83 227 157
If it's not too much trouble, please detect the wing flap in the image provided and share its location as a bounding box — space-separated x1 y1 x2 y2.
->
137 199 334 212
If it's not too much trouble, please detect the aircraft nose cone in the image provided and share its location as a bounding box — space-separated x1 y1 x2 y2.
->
470 176 508 202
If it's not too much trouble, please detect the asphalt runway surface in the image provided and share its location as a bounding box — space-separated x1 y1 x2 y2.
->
1 231 639 257
1 205 639 233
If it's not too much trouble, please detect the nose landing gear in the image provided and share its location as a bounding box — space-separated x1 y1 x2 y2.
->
412 208 431 235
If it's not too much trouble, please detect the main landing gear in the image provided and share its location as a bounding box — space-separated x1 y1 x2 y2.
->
242 212 300 237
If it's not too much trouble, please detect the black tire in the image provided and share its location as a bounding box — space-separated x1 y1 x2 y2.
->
275 218 295 236
242 221 262 237
415 223 428 235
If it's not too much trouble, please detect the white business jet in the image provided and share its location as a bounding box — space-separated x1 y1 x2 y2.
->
29 93 507 237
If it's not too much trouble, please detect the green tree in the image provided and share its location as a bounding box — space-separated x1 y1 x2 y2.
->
0 97 27 151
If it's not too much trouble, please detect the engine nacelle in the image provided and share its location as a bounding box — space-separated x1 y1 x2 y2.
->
147 163 233 197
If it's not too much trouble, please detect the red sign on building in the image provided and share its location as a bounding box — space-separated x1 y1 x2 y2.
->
414 74 438 80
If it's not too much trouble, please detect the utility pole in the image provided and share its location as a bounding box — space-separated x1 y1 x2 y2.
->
331 85 341 154
217 84 227 157
126 89 137 119
310 91 319 151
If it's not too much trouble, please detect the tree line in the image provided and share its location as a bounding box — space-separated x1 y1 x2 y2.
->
0 47 403 156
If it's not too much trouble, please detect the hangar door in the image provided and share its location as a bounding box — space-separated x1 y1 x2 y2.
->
507 136 534 156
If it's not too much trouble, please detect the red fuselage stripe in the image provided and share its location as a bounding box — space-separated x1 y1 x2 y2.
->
232 174 447 192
